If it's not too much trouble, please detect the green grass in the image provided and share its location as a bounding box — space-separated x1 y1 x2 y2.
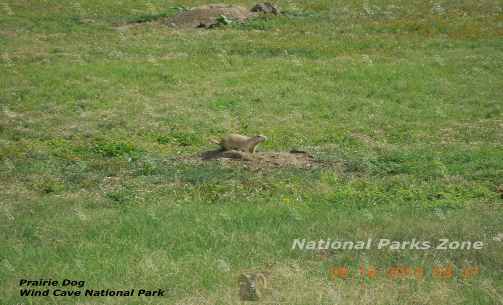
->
1 0 502 304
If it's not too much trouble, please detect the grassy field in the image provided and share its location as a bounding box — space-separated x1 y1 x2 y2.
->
1 0 503 304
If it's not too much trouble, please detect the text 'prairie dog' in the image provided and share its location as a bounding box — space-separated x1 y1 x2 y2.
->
214 134 267 153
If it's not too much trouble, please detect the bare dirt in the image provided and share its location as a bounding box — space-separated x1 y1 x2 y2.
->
200 149 319 169
165 4 256 28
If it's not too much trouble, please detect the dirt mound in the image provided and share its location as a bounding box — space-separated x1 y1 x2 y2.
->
201 149 317 169
166 4 255 28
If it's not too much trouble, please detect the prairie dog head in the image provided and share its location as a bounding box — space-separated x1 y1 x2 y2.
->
252 135 267 143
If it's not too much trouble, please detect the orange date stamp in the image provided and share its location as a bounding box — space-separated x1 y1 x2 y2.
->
329 264 480 281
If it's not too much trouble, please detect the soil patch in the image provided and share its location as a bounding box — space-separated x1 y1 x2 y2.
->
200 149 320 169
166 4 255 28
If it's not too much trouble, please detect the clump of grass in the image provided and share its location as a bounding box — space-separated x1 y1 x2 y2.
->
231 16 276 31
128 12 169 24
209 99 240 111
93 141 143 160
156 131 201 147
171 5 189 13
33 176 65 194
282 10 321 18
105 187 135 204
215 15 234 26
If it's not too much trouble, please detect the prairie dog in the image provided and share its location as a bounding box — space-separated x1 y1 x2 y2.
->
251 3 280 15
214 134 267 153
239 272 269 301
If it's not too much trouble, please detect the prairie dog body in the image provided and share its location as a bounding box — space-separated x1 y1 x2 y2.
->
215 134 267 153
